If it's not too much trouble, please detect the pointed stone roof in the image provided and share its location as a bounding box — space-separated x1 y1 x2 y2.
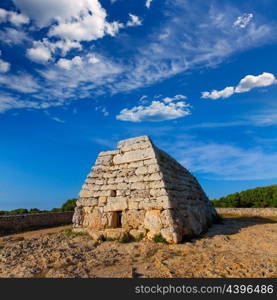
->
73 136 218 243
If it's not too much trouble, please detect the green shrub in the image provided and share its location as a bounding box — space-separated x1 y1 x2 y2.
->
51 208 62 212
211 185 277 208
118 234 134 243
29 208 41 214
9 208 28 215
153 234 168 244
63 227 88 237
61 198 77 212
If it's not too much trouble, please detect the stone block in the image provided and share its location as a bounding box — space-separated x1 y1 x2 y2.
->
95 155 113 166
117 136 150 149
160 228 181 244
149 188 168 197
128 200 139 210
98 150 120 157
148 164 160 173
135 166 148 175
113 148 155 165
117 182 128 189
122 209 145 229
79 189 94 198
149 181 166 189
105 197 128 211
149 172 163 181
78 198 98 207
144 210 162 234
130 182 147 190
98 196 107 206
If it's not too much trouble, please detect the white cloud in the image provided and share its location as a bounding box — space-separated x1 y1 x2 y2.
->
235 72 277 93
54 40 82 56
146 0 153 9
48 16 122 42
0 28 30 45
163 94 187 103
12 0 96 27
42 39 82 57
51 116 65 123
88 54 100 64
26 46 52 64
233 13 253 28
0 52 10 73
0 94 33 113
0 8 8 22
9 11 29 26
105 21 124 37
56 56 83 70
202 72 277 100
0 93 49 113
0 8 29 26
116 99 191 122
13 0 124 42
35 52 123 101
0 60 10 73
138 95 148 104
126 14 142 27
44 111 65 123
25 38 82 63
0 73 40 93
201 86 235 100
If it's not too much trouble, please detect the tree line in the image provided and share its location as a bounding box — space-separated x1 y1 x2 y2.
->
0 198 77 215
211 185 277 208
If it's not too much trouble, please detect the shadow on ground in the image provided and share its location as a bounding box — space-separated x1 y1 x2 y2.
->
193 216 277 241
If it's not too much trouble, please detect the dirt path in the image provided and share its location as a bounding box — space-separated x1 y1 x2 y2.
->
0 225 71 241
0 217 276 278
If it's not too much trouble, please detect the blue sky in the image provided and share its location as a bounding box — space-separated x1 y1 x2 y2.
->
0 0 277 210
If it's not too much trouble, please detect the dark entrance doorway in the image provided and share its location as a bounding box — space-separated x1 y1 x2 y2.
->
115 211 122 228
110 211 122 228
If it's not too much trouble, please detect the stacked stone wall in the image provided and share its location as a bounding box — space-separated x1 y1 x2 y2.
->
0 212 73 234
73 136 218 243
216 208 277 217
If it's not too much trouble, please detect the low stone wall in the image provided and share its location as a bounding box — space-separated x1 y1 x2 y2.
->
216 207 277 217
0 212 73 233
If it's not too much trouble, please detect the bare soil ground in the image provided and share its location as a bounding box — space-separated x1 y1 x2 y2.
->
0 216 276 278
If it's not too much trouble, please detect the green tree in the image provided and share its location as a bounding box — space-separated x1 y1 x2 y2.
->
51 208 62 212
9 208 28 215
211 185 277 208
61 198 77 211
29 208 41 214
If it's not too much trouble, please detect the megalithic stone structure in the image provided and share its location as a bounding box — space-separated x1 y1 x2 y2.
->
73 136 218 243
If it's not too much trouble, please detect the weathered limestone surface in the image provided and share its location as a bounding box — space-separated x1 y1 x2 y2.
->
73 136 218 243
